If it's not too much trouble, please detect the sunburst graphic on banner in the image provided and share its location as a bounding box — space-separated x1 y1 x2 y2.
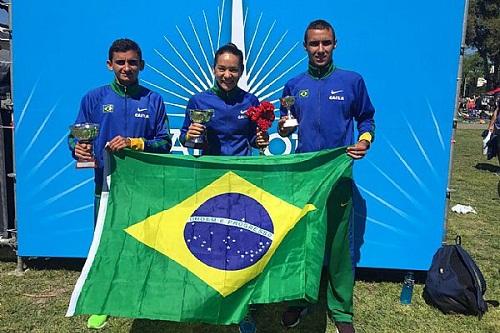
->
353 98 449 244
142 0 307 118
14 80 94 223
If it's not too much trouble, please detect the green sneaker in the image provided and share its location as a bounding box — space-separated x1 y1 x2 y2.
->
87 314 108 329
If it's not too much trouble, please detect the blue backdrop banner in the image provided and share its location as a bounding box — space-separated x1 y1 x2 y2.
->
12 0 465 269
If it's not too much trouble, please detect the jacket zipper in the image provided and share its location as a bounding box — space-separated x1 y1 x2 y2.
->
124 85 128 135
318 79 322 149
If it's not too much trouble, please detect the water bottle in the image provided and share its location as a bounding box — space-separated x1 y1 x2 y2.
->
400 272 414 304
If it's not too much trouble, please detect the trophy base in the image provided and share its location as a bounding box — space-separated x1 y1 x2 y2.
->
283 118 299 128
76 160 97 168
184 140 196 148
184 138 204 148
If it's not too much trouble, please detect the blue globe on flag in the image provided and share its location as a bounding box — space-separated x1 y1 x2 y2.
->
184 193 274 270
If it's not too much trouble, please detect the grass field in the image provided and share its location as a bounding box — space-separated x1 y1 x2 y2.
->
0 129 498 333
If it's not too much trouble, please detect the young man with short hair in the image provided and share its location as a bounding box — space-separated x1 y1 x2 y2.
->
278 19 376 333
69 38 171 329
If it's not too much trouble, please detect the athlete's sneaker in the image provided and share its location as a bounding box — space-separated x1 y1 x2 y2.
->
334 321 355 333
280 306 308 328
87 314 108 329
238 313 257 333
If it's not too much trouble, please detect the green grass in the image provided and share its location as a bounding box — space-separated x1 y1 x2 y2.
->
0 129 498 333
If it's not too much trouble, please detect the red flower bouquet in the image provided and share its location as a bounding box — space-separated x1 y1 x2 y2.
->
245 101 276 132
245 101 276 154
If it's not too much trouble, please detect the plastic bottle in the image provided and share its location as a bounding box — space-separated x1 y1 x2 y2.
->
400 272 415 304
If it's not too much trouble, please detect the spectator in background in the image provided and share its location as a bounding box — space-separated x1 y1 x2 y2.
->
487 98 500 164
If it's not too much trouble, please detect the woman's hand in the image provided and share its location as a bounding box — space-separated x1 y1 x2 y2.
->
256 130 269 149
186 123 206 141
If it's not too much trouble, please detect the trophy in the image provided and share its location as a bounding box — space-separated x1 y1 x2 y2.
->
69 123 100 168
280 96 298 128
184 109 214 148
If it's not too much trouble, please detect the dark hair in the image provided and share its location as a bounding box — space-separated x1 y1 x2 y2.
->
214 43 244 72
304 19 336 44
108 38 142 61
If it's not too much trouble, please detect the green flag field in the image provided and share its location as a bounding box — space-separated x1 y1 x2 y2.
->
66 148 352 324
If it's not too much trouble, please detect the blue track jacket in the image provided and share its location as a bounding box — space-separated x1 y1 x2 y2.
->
280 66 375 153
69 81 171 189
180 86 260 156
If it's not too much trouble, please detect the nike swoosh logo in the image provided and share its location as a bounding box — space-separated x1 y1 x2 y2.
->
331 90 343 95
340 202 349 207
137 108 147 112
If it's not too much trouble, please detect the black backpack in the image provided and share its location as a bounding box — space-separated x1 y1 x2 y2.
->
423 236 488 317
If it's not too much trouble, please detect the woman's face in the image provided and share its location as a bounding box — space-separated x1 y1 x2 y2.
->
213 52 242 92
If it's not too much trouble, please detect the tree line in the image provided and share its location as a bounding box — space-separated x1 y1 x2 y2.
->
463 0 499 95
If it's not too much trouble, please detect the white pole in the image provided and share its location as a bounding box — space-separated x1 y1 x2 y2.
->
231 0 249 90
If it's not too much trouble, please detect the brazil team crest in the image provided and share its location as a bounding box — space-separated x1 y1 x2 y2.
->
299 89 309 98
102 104 114 113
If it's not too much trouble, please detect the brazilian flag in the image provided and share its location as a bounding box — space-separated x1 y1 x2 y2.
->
67 148 352 324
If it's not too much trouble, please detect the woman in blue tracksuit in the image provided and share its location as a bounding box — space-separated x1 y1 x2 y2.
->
180 43 268 156
180 43 267 333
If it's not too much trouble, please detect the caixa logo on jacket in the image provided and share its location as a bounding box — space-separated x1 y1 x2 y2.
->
135 107 150 119
329 90 345 101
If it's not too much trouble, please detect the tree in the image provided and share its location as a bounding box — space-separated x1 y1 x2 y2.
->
462 52 486 96
466 0 500 88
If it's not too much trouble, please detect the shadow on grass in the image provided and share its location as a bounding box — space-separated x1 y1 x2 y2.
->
475 162 500 173
1 246 85 271
24 257 85 271
126 268 437 332
356 268 427 284
128 274 333 333
0 246 16 262
129 303 329 333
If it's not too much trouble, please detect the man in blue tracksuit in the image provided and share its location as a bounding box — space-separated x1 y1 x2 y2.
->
278 20 375 333
69 38 171 194
68 38 171 329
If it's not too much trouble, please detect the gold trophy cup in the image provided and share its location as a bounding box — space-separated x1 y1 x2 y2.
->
184 109 214 148
280 96 298 128
69 123 99 168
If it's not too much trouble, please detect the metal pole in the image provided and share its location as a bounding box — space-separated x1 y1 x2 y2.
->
443 0 470 244
9 1 23 274
0 0 11 239
462 77 467 98
0 110 8 238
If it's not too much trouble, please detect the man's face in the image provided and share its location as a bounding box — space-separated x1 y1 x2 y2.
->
107 50 144 86
213 52 242 92
304 28 335 67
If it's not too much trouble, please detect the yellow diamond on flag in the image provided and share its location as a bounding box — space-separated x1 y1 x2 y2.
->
125 171 315 297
